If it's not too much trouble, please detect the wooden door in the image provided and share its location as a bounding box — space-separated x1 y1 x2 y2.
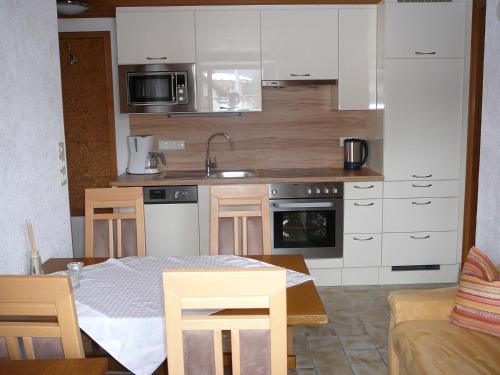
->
59 32 117 217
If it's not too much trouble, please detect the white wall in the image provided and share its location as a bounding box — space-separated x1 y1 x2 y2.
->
58 18 130 175
476 0 500 265
0 0 73 273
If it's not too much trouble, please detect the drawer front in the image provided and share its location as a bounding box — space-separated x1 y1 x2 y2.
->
384 180 459 199
379 264 459 285
385 3 466 59
310 268 342 286
343 234 382 267
345 182 383 199
344 199 382 234
306 258 343 269
342 268 379 286
383 197 458 232
382 231 457 266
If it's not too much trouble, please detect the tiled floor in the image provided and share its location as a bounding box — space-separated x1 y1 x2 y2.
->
291 283 454 375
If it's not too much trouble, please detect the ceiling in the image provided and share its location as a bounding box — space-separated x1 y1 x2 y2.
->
59 0 378 18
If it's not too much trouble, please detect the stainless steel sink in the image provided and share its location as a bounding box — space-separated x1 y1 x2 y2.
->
208 170 256 178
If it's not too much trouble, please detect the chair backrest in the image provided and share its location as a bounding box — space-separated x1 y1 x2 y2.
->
210 185 271 256
163 268 287 375
0 275 84 360
85 187 146 257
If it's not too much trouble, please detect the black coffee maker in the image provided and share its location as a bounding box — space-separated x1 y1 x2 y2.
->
344 138 369 170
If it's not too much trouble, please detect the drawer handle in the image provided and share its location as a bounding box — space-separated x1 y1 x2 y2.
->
354 185 374 189
353 236 374 241
219 105 239 110
412 174 432 178
415 51 436 55
146 56 167 60
354 202 374 207
412 183 433 188
290 73 311 77
411 201 432 205
410 235 431 240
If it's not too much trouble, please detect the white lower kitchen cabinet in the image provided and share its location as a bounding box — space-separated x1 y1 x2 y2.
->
344 181 383 200
344 199 383 233
383 180 459 199
145 203 200 256
309 268 342 287
383 197 459 233
343 234 381 268
382 231 457 266
379 264 459 285
195 9 262 112
342 267 379 286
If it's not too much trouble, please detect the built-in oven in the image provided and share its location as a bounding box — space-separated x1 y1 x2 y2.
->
269 183 343 259
119 63 196 113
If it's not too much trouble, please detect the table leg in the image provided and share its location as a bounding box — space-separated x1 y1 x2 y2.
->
287 325 296 369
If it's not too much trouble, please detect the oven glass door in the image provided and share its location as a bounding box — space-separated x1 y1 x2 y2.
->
127 72 175 105
271 199 343 258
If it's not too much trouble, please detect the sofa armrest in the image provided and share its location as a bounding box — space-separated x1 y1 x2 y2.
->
388 286 458 326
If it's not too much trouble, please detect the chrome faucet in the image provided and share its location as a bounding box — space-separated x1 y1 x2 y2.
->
205 132 234 176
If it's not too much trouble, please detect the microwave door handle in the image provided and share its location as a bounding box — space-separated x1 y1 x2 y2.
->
171 74 176 101
272 202 334 209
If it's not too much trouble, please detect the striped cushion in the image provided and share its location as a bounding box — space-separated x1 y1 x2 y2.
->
450 248 500 338
462 247 497 282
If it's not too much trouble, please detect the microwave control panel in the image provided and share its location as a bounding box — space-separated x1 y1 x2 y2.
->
176 73 188 104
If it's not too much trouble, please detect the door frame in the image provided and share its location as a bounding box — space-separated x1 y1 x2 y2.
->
59 31 118 216
462 0 487 264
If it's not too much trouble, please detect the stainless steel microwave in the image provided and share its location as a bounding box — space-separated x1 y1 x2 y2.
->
119 63 196 113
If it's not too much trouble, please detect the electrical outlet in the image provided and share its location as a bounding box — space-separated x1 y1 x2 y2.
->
339 136 357 147
158 140 186 151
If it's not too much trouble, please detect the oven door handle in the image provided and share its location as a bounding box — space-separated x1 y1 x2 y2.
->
272 202 334 209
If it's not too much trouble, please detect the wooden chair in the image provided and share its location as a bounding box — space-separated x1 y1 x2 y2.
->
85 187 146 257
163 268 287 375
0 275 84 360
210 185 271 256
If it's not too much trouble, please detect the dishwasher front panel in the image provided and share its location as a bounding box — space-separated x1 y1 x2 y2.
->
144 203 200 256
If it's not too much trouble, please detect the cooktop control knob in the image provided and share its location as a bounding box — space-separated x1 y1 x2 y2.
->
271 189 278 195
306 188 312 194
324 187 330 194
315 187 321 194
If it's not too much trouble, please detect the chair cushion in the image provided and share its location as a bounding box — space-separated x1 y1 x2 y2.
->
393 320 500 375
449 247 500 338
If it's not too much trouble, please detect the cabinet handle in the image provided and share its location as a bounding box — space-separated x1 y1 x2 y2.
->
353 236 374 241
412 174 432 178
354 202 374 207
411 201 432 205
219 105 239 110
354 185 374 189
415 51 436 55
290 73 311 77
412 183 433 188
146 56 167 60
410 234 431 240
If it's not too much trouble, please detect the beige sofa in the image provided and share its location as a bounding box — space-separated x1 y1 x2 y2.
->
388 286 500 375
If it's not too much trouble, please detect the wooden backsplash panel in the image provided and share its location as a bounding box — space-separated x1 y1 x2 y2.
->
130 85 381 171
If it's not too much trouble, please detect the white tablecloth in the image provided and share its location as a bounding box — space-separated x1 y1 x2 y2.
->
70 256 313 375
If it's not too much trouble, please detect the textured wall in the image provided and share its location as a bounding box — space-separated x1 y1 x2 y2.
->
476 0 500 264
0 1 72 273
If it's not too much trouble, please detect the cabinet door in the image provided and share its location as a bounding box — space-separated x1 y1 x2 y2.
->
261 9 338 80
339 8 377 110
385 3 466 59
116 8 195 65
343 234 382 267
384 59 464 181
195 10 261 112
344 199 382 234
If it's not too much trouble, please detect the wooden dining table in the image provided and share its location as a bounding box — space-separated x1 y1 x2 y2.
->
0 357 108 375
44 254 327 368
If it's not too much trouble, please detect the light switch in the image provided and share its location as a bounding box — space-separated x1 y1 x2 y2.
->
58 142 68 186
158 140 186 151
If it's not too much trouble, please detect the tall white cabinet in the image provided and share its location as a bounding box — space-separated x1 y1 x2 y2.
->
380 1 469 284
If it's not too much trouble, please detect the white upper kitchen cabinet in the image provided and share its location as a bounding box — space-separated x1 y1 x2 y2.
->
261 9 339 81
338 8 377 110
384 2 466 59
195 9 261 112
384 58 464 181
116 8 196 65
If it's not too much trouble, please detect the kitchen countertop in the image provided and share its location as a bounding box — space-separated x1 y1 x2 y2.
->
110 168 383 187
